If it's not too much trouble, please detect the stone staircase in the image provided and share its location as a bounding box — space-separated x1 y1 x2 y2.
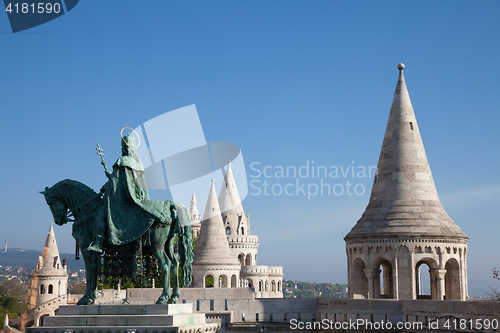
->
26 304 220 333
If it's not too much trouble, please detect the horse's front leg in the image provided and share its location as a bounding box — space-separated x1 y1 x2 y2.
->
151 226 171 304
78 249 97 305
166 241 179 304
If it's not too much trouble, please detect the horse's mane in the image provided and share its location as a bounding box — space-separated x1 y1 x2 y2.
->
50 179 98 197
47 179 101 220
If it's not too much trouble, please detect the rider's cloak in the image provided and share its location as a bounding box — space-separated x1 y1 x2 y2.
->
98 136 171 245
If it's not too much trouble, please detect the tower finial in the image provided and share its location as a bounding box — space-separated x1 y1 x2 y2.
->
398 63 405 70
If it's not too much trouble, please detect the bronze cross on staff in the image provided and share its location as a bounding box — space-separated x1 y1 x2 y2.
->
96 144 110 175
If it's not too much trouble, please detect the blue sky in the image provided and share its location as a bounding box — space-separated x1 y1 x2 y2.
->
0 1 499 296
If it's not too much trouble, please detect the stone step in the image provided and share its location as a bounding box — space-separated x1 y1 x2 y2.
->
44 313 206 327
58 304 193 316
28 323 221 333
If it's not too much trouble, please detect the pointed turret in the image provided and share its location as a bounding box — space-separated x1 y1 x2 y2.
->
345 64 467 240
190 190 200 219
193 180 240 265
29 223 68 308
189 190 202 238
219 161 248 235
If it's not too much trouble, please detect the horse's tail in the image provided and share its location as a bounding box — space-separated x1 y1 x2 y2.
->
174 203 194 287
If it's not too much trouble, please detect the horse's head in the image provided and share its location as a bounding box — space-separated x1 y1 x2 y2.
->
40 186 69 226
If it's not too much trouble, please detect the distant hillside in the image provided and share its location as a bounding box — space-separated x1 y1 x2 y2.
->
283 279 348 298
0 248 85 270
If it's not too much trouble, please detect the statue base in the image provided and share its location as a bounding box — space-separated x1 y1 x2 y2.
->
26 304 220 333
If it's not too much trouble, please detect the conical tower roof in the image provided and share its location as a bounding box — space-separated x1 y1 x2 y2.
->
193 180 240 265
35 223 67 276
345 64 468 241
218 161 247 236
219 161 245 216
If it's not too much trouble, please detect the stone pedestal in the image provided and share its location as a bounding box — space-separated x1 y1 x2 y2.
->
26 304 220 333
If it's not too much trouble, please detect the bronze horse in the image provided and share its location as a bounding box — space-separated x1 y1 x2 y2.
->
41 179 193 305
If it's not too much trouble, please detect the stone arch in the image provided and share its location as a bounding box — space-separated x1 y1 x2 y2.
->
48 284 53 294
238 253 245 265
416 258 438 300
445 258 461 300
205 274 214 288
231 274 237 287
245 254 252 265
40 284 45 294
271 280 276 292
351 258 368 299
375 258 393 299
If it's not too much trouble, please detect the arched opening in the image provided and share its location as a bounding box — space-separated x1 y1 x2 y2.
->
265 281 268 292
416 261 432 299
277 281 281 292
241 227 245 235
39 314 50 326
255 254 257 264
231 274 237 287
248 279 253 289
226 227 230 235
445 258 461 300
377 259 393 299
351 258 368 299
238 253 245 265
245 254 251 266
271 280 276 292
258 280 263 292
205 275 214 288
40 284 45 294
48 284 53 294
219 275 227 288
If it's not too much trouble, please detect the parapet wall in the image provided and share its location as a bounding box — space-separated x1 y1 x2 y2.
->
124 288 500 332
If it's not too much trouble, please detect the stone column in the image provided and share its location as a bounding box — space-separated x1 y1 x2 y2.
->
364 268 378 299
409 248 416 299
393 257 399 299
431 269 447 300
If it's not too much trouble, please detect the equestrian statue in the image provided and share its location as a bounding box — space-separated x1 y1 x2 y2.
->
40 130 193 305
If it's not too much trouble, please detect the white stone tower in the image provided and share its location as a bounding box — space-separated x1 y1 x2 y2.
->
28 223 68 309
345 64 468 301
192 179 241 288
189 190 202 237
219 161 259 266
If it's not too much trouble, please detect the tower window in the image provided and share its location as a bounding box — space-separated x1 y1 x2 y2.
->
410 122 414 130
226 227 230 235
48 284 53 294
40 284 45 294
